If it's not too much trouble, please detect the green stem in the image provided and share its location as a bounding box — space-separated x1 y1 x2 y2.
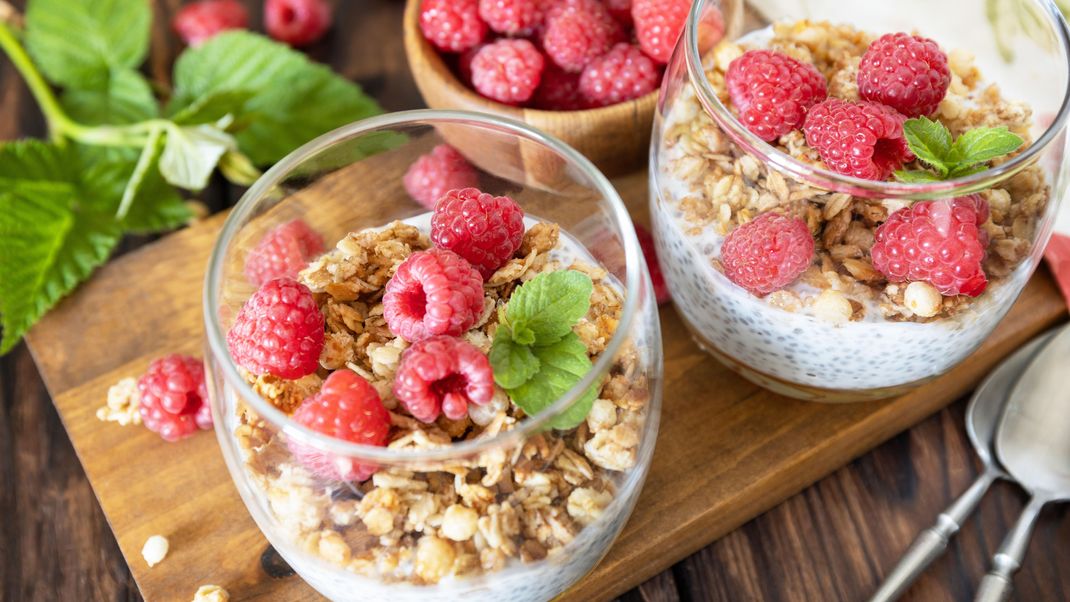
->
116 125 163 219
0 20 71 142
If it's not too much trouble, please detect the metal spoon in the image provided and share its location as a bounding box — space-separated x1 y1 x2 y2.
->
975 324 1070 602
868 329 1057 602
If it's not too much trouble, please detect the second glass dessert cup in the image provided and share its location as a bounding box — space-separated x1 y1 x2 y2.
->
651 0 1070 401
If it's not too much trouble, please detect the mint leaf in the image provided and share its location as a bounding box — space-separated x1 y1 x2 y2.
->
902 117 953 176
506 271 594 346
894 170 944 183
167 32 382 165
489 328 540 389
159 123 237 191
61 69 158 125
509 333 600 430
24 0 150 88
947 126 1024 172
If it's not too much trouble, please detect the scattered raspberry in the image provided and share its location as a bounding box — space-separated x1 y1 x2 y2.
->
288 369 390 482
605 0 632 26
243 219 325 287
631 0 689 64
532 65 587 110
383 248 485 342
725 50 828 142
172 0 248 47
870 196 989 297
470 39 545 104
226 278 325 379
137 355 212 442
635 224 670 304
479 0 542 35
264 0 332 46
721 212 814 296
430 187 526 278
403 144 480 210
393 336 495 423
542 0 623 72
420 0 488 53
578 43 659 107
803 98 914 180
858 33 950 118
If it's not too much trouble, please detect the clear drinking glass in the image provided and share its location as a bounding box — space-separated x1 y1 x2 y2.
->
204 110 662 600
651 0 1070 401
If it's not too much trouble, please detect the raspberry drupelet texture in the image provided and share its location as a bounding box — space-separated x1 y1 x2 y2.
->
227 278 325 379
402 144 480 210
631 0 689 64
420 0 488 53
383 248 486 343
605 0 632 26
287 369 391 482
802 98 914 180
430 187 526 279
137 354 212 442
858 33 950 118
542 0 623 72
393 336 495 423
265 0 332 46
721 212 815 296
871 196 990 297
470 39 545 104
243 219 325 287
725 50 828 142
172 0 249 47
532 65 587 110
579 43 660 107
478 0 542 35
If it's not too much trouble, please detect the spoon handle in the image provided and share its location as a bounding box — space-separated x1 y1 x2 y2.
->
868 470 999 602
975 495 1048 602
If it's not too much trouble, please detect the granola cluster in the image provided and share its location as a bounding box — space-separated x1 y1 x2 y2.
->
661 20 1050 321
234 219 650 584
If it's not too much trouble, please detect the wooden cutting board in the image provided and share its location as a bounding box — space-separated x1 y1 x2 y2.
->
24 171 1067 601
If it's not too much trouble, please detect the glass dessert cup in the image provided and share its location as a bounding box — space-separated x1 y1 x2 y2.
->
204 110 662 601
651 0 1070 402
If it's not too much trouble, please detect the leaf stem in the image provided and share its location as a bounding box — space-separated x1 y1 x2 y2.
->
117 125 163 219
0 20 71 142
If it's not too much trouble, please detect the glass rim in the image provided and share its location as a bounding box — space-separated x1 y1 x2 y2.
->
204 109 644 462
684 0 1070 199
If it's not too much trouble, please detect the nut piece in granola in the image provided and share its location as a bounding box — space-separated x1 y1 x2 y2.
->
96 377 141 426
191 585 229 602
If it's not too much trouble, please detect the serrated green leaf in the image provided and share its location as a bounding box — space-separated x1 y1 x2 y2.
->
894 170 944 183
489 328 540 389
506 271 594 346
167 32 382 165
903 117 954 175
947 126 1024 170
508 333 599 430
947 164 989 179
169 89 256 125
24 0 150 88
159 123 236 191
61 68 158 125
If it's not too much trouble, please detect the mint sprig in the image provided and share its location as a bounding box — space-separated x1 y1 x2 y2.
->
895 116 1024 182
489 271 600 430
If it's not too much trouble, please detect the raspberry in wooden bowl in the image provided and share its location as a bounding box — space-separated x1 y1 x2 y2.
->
204 110 662 601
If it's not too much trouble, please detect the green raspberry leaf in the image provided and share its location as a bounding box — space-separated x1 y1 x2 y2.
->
167 32 382 165
61 68 158 126
947 126 1024 170
159 123 237 191
506 270 594 346
24 0 150 88
169 89 257 126
508 332 600 430
902 117 954 176
894 170 944 183
489 328 541 389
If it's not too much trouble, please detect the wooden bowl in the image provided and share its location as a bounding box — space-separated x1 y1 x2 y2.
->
402 0 658 178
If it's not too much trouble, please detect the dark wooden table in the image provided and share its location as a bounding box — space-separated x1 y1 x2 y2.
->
2 1 1068 600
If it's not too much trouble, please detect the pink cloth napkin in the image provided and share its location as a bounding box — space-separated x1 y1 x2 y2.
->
1045 233 1070 305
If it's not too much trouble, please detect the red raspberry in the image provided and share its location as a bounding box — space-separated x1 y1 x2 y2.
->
264 0 332 47
470 39 545 104
227 278 325 379
605 0 632 26
420 0 488 53
532 65 587 110
870 196 989 297
479 0 542 35
635 224 670 304
288 369 390 482
803 98 914 181
858 33 950 118
721 212 814 296
137 354 212 442
579 43 660 107
393 336 495 423
631 0 689 64
430 187 526 279
243 219 325 287
403 144 480 210
172 0 248 47
725 50 827 142
383 248 485 343
542 0 624 72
